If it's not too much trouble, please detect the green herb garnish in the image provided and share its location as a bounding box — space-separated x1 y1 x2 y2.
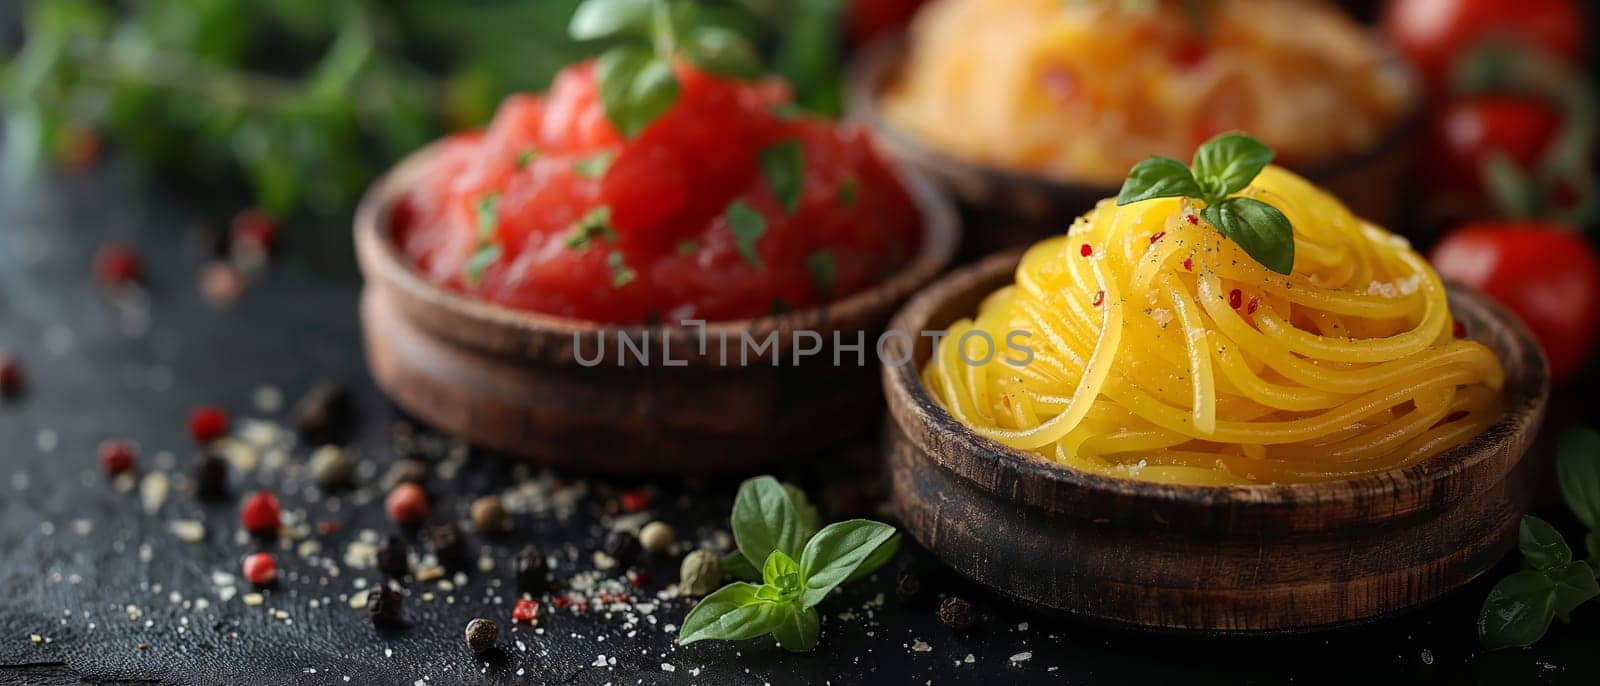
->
724 199 767 269
836 176 858 208
465 193 502 286
1558 429 1600 562
464 244 502 287
805 251 836 294
573 150 618 179
516 149 540 168
1116 132 1294 275
759 139 805 214
606 250 637 287
570 0 761 138
564 206 616 252
680 476 899 652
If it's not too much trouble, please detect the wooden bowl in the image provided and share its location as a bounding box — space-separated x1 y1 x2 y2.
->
847 36 1424 258
881 250 1550 633
355 143 960 474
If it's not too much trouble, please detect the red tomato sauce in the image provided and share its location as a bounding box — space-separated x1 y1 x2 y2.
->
391 60 923 324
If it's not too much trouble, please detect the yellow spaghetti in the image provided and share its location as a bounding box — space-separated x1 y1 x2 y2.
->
923 165 1505 485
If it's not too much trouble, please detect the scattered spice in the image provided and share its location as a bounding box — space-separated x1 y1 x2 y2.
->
199 262 245 309
1247 296 1262 315
1149 231 1166 244
424 523 468 567
895 568 922 602
938 596 977 631
382 459 429 491
618 488 651 512
1092 290 1106 307
308 445 354 490
1079 243 1092 257
376 535 410 578
368 585 404 627
240 491 282 535
243 552 277 586
464 618 499 654
639 521 674 554
188 405 230 444
470 495 510 534
294 382 354 444
1183 257 1194 271
0 352 24 397
231 209 279 256
678 549 722 597
385 483 429 525
193 453 229 500
515 546 549 592
98 440 137 476
93 242 142 286
1229 288 1243 309
512 598 539 624
603 530 642 567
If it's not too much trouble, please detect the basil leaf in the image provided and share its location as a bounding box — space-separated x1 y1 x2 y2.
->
772 605 821 653
1477 570 1558 650
844 532 901 584
516 149 539 168
606 250 636 288
678 582 786 645
464 243 502 287
1117 157 1202 206
686 27 761 80
1192 131 1275 199
475 193 499 241
759 139 805 214
573 150 617 180
1520 516 1572 572
1201 197 1295 275
564 206 616 252
731 476 805 570
1557 429 1600 530
762 550 803 596
798 519 897 608
782 482 821 540
596 49 680 138
1551 561 1600 622
569 0 654 41
806 251 836 294
725 199 767 269
723 550 761 582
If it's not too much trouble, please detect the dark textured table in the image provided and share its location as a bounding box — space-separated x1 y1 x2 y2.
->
2 158 1598 686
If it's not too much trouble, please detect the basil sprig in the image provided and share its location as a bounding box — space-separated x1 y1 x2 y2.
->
569 0 761 138
681 476 900 652
1558 429 1600 563
1116 132 1295 275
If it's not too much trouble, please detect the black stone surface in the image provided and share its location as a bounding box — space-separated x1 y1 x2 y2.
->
2 158 1599 686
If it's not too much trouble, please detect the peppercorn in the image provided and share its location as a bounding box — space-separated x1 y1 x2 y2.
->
93 242 141 287
0 352 23 397
294 381 353 444
98 440 137 476
895 568 922 602
382 459 429 491
385 483 429 525
679 549 723 597
376 535 410 578
368 585 404 627
188 406 230 444
515 546 549 592
231 209 278 256
938 596 977 631
243 552 276 586
308 445 354 490
512 598 539 624
425 523 468 567
193 454 228 500
639 521 674 554
240 491 281 535
603 530 642 567
199 262 245 310
469 495 509 534
464 618 498 654
618 489 650 512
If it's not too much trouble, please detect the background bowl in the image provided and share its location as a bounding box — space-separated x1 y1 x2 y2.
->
848 36 1424 259
881 250 1550 633
356 142 960 474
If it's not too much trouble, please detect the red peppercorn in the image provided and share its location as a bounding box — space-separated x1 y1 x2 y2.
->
98 440 136 476
243 552 276 586
552 596 572 609
386 483 430 525
618 489 650 513
240 490 282 535
1247 296 1261 316
0 352 22 397
231 209 279 255
1079 243 1092 257
629 570 650 588
1229 289 1243 309
1092 290 1106 307
188 406 230 444
316 520 341 536
94 243 142 287
1149 231 1166 244
512 599 539 624
1182 258 1194 272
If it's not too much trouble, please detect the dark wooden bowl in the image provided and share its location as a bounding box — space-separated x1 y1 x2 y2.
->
355 143 960 474
881 250 1550 633
847 36 1424 258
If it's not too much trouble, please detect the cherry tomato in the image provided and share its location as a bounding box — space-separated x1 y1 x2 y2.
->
1382 0 1584 91
1425 96 1562 196
1430 222 1600 383
847 0 929 46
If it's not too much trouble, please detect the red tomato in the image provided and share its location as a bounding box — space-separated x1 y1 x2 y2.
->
1425 96 1562 196
1383 0 1584 91
847 0 929 46
1430 222 1600 383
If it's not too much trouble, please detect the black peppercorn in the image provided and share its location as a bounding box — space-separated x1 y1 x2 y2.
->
515 546 549 592
193 454 228 500
603 530 642 567
376 535 409 578
895 568 922 602
368 586 404 627
938 596 977 632
294 381 354 444
464 618 498 654
425 523 468 567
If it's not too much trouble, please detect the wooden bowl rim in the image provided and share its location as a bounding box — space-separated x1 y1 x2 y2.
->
354 139 961 357
882 248 1550 513
845 33 1426 196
